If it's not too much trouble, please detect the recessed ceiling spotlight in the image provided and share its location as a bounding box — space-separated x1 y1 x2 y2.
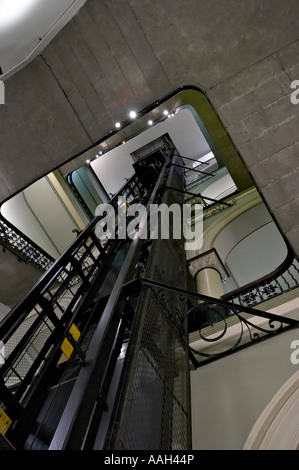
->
148 120 153 125
115 122 121 128
129 111 137 119
86 159 90 164
163 110 169 116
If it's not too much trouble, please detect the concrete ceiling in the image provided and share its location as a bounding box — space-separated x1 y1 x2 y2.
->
1 0 299 259
0 0 86 78
1 0 298 204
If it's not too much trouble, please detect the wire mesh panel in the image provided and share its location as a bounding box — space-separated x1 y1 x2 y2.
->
111 284 191 451
3 311 55 389
0 217 117 429
108 155 192 450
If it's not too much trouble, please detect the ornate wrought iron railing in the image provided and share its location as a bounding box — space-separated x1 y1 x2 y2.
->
45 273 298 447
0 215 55 271
222 253 299 308
128 277 299 368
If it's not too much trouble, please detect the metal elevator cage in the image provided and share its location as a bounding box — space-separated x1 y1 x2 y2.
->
1 146 299 451
0 148 193 450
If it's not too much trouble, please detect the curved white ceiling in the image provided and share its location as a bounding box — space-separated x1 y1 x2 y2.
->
0 0 86 79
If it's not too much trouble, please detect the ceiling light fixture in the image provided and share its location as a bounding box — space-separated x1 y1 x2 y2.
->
115 122 121 128
163 110 169 116
148 120 153 125
129 111 137 119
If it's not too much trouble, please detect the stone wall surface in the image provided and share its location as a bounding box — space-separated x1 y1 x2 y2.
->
1 0 299 253
207 40 299 253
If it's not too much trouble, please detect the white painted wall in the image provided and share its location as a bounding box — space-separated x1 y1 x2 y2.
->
191 310 299 450
201 172 237 202
213 203 288 287
226 222 288 286
91 108 211 196
2 190 59 258
1 177 78 258
24 178 78 254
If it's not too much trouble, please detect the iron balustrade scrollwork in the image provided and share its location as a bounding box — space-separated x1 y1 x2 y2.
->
222 255 299 308
201 198 237 219
0 215 55 271
125 278 299 368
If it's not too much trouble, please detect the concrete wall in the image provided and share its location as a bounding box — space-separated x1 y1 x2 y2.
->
208 40 299 256
1 0 299 255
0 248 45 308
0 303 11 322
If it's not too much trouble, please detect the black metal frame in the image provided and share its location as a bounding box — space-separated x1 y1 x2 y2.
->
55 273 299 449
223 253 299 308
47 151 172 450
0 154 164 442
170 162 215 178
0 149 174 449
124 277 299 368
1 146 298 450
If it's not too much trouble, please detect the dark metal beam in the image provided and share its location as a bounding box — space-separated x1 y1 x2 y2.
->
138 277 299 327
